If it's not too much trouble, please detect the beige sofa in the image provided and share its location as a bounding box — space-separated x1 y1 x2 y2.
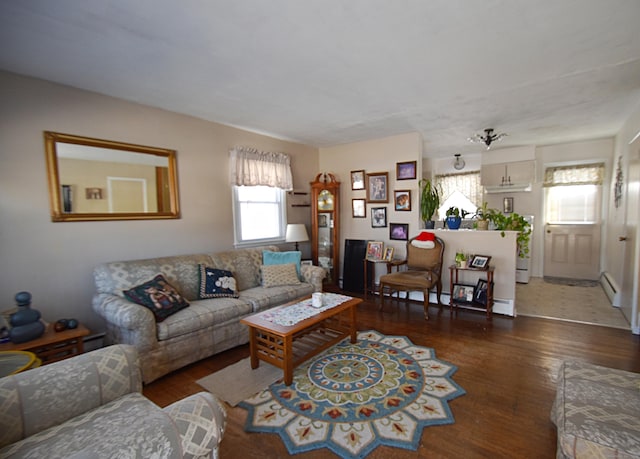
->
92 245 325 383
0 344 226 458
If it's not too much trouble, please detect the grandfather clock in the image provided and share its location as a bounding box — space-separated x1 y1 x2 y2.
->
310 172 340 286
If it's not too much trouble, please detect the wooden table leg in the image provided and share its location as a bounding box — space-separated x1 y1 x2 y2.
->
283 335 293 385
248 327 259 369
350 304 357 343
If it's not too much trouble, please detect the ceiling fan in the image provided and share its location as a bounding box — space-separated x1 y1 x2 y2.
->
468 128 507 149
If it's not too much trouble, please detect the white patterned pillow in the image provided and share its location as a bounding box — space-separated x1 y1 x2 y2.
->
261 263 301 287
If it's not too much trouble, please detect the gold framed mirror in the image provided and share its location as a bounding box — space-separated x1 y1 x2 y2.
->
44 131 180 222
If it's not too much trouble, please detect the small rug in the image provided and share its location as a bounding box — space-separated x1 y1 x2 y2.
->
239 330 465 458
544 276 599 287
196 358 281 406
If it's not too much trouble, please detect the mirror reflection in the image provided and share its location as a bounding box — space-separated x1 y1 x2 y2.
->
45 132 180 221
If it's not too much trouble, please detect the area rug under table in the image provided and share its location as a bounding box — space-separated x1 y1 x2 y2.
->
239 330 465 458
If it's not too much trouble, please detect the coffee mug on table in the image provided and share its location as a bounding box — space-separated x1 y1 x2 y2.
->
312 292 323 307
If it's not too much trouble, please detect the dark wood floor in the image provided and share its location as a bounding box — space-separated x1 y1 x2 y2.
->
143 295 640 458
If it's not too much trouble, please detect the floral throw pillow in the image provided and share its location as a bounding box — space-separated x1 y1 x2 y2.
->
198 265 239 299
123 274 190 322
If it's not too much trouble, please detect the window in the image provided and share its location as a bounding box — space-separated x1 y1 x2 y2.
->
543 163 604 224
233 185 286 246
435 171 482 219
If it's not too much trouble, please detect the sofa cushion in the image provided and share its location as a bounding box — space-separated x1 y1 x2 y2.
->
123 274 190 322
261 263 301 287
156 298 253 341
263 250 302 279
198 265 239 299
0 393 183 459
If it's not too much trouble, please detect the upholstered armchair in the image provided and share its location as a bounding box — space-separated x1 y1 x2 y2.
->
378 234 445 320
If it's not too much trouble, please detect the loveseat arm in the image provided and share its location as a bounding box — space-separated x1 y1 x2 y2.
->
92 293 158 353
301 264 327 292
163 392 227 459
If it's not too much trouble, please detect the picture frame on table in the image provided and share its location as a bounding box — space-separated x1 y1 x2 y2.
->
351 170 365 190
394 190 411 211
474 279 492 306
396 161 417 180
366 172 389 203
371 207 387 228
389 222 409 241
470 254 491 269
352 198 366 218
452 283 475 304
383 247 394 262
366 241 384 261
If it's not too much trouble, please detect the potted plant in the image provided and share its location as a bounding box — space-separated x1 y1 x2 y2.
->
418 179 440 229
445 206 469 230
473 201 490 231
484 208 532 258
455 251 469 268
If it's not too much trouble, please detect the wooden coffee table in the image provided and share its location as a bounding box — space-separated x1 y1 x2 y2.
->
240 295 361 385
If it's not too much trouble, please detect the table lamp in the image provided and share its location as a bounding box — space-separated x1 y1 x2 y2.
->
285 224 309 251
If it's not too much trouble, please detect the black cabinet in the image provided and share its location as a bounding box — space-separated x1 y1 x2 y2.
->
342 239 370 293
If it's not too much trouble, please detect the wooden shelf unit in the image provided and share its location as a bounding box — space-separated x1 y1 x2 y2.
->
0 324 89 364
449 265 494 318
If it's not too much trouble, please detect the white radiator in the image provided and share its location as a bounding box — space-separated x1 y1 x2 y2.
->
600 272 621 307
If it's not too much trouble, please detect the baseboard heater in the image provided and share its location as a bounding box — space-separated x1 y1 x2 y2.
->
600 272 621 307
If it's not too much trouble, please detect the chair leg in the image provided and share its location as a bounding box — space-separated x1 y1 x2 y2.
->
423 289 430 320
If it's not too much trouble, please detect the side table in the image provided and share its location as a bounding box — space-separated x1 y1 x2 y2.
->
449 265 494 318
0 323 89 364
363 258 405 299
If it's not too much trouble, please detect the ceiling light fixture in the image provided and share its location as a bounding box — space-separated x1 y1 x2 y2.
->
468 128 507 150
453 154 465 170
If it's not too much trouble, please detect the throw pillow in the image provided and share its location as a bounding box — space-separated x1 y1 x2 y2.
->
123 274 190 322
261 263 301 288
198 265 239 299
263 250 302 279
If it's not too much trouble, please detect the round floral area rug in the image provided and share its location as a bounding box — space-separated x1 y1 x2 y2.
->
239 330 466 458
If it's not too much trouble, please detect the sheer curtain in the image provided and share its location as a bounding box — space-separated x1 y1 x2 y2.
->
543 163 605 187
229 146 293 190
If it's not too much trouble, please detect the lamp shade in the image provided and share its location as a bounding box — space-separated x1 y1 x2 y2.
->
285 224 309 243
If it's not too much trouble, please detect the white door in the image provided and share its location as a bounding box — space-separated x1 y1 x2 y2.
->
544 224 601 279
620 137 640 326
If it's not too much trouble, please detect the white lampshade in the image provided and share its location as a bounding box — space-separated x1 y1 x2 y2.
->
285 223 309 244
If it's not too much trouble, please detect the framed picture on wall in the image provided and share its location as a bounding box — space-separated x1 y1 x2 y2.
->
389 222 409 241
396 161 417 180
394 190 411 211
366 172 389 203
352 198 366 218
371 207 387 227
351 170 365 190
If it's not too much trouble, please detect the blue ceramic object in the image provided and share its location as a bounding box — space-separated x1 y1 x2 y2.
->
446 216 462 230
9 291 45 343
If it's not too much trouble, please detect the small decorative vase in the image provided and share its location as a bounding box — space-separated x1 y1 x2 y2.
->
9 291 45 344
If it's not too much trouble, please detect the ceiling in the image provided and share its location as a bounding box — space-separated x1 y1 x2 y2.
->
1 1 640 157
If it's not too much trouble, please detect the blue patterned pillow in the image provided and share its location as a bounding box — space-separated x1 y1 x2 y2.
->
198 265 239 299
263 250 302 280
123 274 190 322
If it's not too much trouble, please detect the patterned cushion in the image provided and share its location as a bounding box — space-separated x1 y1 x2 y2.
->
198 265 239 299
263 250 302 279
123 274 190 322
261 263 301 287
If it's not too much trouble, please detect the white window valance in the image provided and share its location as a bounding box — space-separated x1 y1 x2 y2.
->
543 163 605 187
229 146 293 190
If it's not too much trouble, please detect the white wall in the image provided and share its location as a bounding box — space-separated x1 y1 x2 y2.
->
319 132 423 284
0 71 319 335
